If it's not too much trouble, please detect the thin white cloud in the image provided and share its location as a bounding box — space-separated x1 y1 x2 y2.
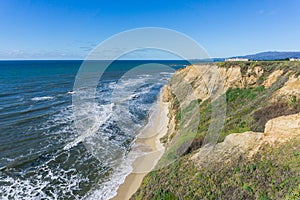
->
0 49 85 60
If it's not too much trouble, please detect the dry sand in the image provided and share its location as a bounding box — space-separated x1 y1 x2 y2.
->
111 95 169 200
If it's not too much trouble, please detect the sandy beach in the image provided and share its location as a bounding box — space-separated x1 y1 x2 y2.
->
111 94 169 200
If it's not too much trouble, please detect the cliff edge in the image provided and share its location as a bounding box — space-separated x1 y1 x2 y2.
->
132 61 300 200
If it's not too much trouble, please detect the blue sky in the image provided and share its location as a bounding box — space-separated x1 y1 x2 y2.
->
0 0 300 59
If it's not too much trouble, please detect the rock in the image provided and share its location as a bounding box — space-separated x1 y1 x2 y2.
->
192 113 300 168
219 66 243 89
191 132 264 168
263 69 283 88
273 75 300 101
243 66 264 87
265 113 300 135
161 85 172 102
253 66 264 77
164 64 300 168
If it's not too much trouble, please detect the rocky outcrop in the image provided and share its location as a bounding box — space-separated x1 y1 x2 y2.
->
161 63 294 145
218 65 264 89
161 64 226 144
265 113 300 136
273 75 300 101
191 113 300 168
161 85 176 143
161 64 267 144
263 69 283 88
162 63 300 167
191 131 264 168
166 64 267 102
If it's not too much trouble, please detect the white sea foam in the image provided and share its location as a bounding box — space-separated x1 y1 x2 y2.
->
64 103 114 150
0 164 87 200
84 101 160 200
67 91 76 95
31 96 54 101
0 70 172 199
0 144 92 199
85 159 133 200
160 71 174 75
84 144 148 200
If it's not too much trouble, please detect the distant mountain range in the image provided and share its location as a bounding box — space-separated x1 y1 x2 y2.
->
192 51 300 62
227 51 300 61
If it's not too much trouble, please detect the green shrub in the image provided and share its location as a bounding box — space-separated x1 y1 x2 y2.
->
131 61 300 200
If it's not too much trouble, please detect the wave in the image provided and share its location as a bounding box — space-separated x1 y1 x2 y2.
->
0 63 175 199
0 149 95 200
67 91 76 95
85 158 133 200
63 102 114 151
85 102 160 200
31 96 54 101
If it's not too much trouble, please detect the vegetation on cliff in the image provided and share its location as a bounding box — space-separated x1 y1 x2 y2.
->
131 61 300 200
133 138 300 200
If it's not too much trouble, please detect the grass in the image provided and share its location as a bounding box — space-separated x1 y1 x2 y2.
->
131 61 300 200
159 66 299 163
153 190 179 200
190 85 269 143
132 138 300 200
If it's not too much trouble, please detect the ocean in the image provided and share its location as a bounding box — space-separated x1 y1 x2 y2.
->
0 60 188 199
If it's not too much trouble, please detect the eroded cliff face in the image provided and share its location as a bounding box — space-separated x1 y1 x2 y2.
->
132 62 300 200
273 74 300 101
263 69 283 88
191 113 300 168
161 62 298 146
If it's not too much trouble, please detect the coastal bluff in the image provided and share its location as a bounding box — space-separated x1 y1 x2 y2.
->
131 61 300 200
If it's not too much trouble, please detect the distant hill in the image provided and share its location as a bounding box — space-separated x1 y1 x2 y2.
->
229 51 300 61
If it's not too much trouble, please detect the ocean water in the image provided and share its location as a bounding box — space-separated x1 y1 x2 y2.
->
0 60 188 199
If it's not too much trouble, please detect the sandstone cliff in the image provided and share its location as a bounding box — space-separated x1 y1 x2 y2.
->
132 61 300 200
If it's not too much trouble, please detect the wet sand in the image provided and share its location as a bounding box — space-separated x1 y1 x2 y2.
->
111 95 169 200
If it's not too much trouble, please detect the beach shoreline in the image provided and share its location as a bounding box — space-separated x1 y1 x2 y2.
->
111 92 169 200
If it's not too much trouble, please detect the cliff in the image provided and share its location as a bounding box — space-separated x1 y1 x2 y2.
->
132 61 300 200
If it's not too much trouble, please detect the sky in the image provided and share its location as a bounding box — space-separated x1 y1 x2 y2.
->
0 0 300 60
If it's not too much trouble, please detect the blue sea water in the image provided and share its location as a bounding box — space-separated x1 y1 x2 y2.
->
0 60 188 199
